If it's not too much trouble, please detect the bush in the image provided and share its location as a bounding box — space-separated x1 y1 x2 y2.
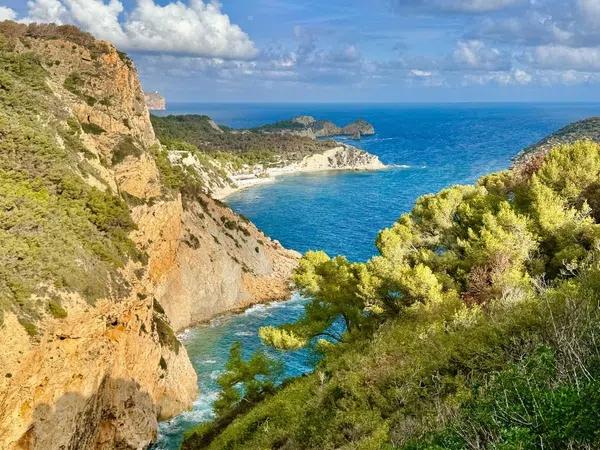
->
0 32 140 326
111 136 142 165
81 122 105 135
183 140 600 449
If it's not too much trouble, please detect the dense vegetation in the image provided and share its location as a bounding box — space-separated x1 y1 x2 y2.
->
151 114 337 166
184 139 600 449
0 25 142 329
517 117 600 163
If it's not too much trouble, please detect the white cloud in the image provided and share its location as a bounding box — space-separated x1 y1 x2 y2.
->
123 0 256 58
513 68 532 84
26 0 68 23
410 69 432 77
578 0 600 26
440 0 522 13
391 0 523 13
463 68 532 85
20 0 257 60
453 40 509 70
0 6 17 21
529 45 600 71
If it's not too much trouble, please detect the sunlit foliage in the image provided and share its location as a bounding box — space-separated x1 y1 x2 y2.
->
185 140 600 449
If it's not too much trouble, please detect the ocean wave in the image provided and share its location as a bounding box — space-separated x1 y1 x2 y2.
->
235 330 254 336
209 370 223 380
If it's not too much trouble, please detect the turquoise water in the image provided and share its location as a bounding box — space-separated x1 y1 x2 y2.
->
152 103 599 448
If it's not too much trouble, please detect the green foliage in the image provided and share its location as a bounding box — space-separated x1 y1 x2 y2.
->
0 29 141 326
184 140 600 449
111 136 142 165
81 122 105 135
213 342 281 417
153 313 181 355
47 299 67 319
63 71 97 106
252 119 306 132
150 114 336 166
150 143 205 200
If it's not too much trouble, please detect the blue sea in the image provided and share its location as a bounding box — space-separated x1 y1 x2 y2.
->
152 103 599 449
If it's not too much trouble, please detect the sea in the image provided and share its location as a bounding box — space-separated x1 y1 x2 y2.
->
151 102 599 449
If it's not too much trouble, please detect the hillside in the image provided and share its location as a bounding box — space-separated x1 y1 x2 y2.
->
183 130 600 448
514 117 600 164
150 114 384 198
0 21 298 449
151 114 339 165
251 115 376 139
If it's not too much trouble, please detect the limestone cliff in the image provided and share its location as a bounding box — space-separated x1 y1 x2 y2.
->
0 22 297 449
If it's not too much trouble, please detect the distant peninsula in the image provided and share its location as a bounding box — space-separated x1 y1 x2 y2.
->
150 114 385 198
252 115 376 140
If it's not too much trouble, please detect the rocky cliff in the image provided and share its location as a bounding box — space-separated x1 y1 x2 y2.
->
0 22 297 449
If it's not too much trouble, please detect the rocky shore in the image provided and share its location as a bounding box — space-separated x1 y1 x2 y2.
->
171 143 387 199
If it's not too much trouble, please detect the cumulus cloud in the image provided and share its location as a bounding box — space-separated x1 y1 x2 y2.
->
463 68 532 85
20 0 257 59
452 40 509 71
0 6 17 21
435 0 522 13
527 45 600 71
410 69 433 77
26 0 68 23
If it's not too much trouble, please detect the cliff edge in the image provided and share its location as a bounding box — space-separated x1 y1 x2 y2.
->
0 22 297 449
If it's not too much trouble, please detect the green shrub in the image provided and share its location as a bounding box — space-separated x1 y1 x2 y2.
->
0 34 140 326
183 141 600 449
48 299 67 319
111 136 142 165
81 122 105 135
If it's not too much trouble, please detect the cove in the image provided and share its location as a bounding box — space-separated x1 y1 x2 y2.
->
151 103 599 449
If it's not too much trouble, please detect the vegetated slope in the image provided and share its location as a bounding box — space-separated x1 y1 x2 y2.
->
151 114 384 199
515 116 600 164
251 115 376 139
183 136 600 449
151 114 339 166
0 21 297 449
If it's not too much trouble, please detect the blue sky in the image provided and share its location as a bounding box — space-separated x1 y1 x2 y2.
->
2 0 600 102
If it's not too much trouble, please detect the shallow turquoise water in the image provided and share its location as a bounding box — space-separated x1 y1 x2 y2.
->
152 103 599 449
153 295 313 449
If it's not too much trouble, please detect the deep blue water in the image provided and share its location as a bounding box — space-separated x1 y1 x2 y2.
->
153 103 599 448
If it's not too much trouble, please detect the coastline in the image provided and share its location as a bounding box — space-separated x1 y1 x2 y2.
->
213 144 387 200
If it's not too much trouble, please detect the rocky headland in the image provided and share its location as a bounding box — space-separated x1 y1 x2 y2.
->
0 21 298 449
151 114 385 199
253 115 376 139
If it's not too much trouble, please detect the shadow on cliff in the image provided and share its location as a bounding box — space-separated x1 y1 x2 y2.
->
15 377 159 450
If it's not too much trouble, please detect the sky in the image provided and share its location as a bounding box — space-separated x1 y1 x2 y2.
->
1 0 600 102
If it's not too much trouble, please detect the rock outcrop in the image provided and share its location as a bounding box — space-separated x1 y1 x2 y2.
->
255 115 376 139
341 119 375 137
0 22 298 450
144 91 166 110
